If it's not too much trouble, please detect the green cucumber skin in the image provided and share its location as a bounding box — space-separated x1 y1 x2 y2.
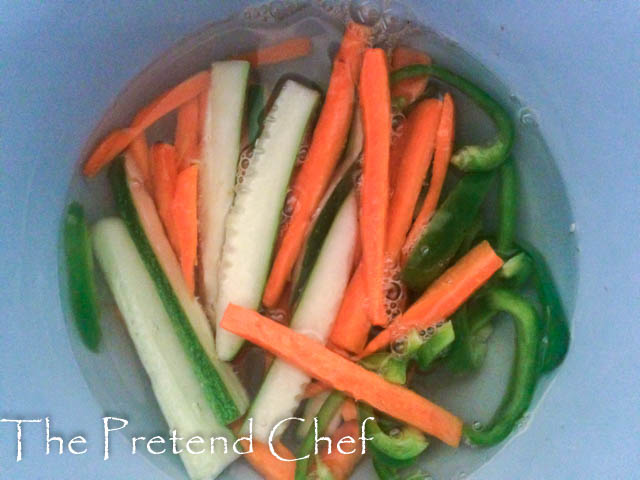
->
246 84 265 145
109 157 242 425
92 218 237 480
64 202 101 351
292 162 359 305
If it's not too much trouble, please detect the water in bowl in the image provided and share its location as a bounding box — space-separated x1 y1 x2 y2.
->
61 1 578 478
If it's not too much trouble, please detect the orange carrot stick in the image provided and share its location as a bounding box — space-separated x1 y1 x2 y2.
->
239 439 295 480
303 381 330 399
127 134 150 184
175 97 200 169
403 93 456 256
151 143 179 251
362 241 503 356
171 165 199 295
319 420 363 480
83 70 210 177
231 36 312 67
359 48 392 327
391 46 431 107
341 399 358 422
221 304 463 447
262 22 371 308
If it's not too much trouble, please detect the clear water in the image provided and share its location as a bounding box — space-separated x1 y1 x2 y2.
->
61 1 578 479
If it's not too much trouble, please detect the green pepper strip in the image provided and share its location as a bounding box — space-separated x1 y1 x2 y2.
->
517 243 570 373
416 321 455 371
496 159 518 256
246 84 265 145
463 288 542 446
64 202 101 351
391 65 515 172
402 172 496 292
295 390 345 480
446 303 495 374
359 404 429 469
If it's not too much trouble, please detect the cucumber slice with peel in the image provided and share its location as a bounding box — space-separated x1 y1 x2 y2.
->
109 156 248 424
199 61 250 319
245 192 358 441
214 79 321 360
92 218 237 480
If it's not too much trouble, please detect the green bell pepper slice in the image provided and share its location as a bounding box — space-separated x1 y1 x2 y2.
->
64 202 101 351
391 64 515 172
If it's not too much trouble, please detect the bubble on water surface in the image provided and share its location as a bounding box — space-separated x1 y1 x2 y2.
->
518 107 538 126
350 0 383 26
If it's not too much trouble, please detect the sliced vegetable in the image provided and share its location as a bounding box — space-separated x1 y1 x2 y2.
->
171 165 199 295
496 158 518 256
127 134 150 184
390 46 431 109
463 289 542 446
231 36 312 67
359 404 428 468
243 193 357 441
151 142 179 251
262 22 371 308
446 302 495 374
110 156 248 423
364 241 503 355
175 96 200 168
246 84 266 145
295 391 346 480
83 70 211 177
391 64 514 172
403 92 456 256
92 218 237 479
63 202 101 351
239 439 295 480
199 60 250 321
359 47 392 327
416 320 455 370
319 420 364 480
297 390 341 441
220 305 464 447
402 172 496 292
215 79 320 360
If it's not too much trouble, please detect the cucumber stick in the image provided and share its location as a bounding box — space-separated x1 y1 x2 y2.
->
109 156 248 424
200 61 250 319
215 80 320 360
92 218 237 480
246 192 358 441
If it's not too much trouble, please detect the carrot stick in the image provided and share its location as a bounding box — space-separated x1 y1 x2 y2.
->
151 143 180 251
341 399 358 422
403 93 456 257
303 381 330 399
262 22 371 308
171 165 199 295
239 439 295 480
220 305 463 447
175 97 200 169
83 70 210 177
197 89 209 148
127 134 150 184
319 420 363 480
231 36 312 67
358 48 392 327
362 241 503 356
391 46 431 107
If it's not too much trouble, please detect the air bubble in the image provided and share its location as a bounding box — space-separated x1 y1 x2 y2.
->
350 0 383 26
389 427 402 438
391 337 407 355
420 246 430 256
569 222 576 233
518 107 538 126
471 421 483 431
381 2 411 33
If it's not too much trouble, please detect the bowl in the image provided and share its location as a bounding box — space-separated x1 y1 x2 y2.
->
1 1 638 478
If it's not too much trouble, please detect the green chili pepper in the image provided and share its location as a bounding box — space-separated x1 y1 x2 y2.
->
64 202 101 351
246 84 265 145
295 390 345 480
517 243 570 373
391 65 515 172
416 321 455 370
402 172 496 292
496 159 518 256
463 288 542 446
359 404 429 468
